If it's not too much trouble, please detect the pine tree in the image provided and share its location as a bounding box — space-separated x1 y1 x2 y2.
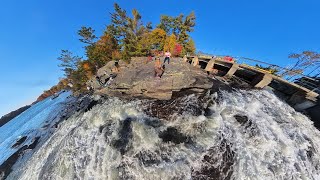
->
78 27 97 44
57 50 82 77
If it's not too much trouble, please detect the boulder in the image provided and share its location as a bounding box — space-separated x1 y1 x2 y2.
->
95 57 213 100
87 60 129 89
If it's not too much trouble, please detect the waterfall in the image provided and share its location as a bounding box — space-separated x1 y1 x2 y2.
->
6 89 320 180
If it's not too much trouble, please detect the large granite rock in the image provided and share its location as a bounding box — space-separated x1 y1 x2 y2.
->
96 57 213 100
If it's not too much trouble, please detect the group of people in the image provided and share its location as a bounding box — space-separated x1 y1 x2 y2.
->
154 51 171 78
88 52 172 91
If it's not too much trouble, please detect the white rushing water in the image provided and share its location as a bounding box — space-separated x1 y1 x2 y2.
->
0 91 72 166
7 89 320 180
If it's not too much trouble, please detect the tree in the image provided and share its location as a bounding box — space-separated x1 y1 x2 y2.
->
178 12 196 44
57 50 93 92
149 28 167 51
284 51 320 79
86 33 117 70
107 3 151 60
57 50 82 77
157 12 195 56
164 34 177 54
184 39 196 55
136 28 167 56
173 43 183 57
157 12 195 48
78 27 97 44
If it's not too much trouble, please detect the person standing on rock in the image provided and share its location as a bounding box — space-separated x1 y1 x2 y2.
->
154 57 164 78
164 51 171 64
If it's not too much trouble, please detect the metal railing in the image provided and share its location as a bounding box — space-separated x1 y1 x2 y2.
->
195 54 320 93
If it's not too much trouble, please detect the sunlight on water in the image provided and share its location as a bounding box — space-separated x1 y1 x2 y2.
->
7 90 320 180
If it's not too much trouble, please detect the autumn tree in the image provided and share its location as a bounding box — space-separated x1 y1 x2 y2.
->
173 43 183 57
86 33 117 70
57 50 93 92
134 28 168 56
157 12 196 55
164 34 177 54
149 28 167 51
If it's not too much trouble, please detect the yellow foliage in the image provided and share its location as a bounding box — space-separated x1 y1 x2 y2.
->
150 28 166 49
164 34 176 53
88 33 117 67
136 28 167 55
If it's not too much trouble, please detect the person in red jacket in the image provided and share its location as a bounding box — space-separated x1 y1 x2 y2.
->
224 56 234 62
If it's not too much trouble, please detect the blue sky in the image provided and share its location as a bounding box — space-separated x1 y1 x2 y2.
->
0 0 319 116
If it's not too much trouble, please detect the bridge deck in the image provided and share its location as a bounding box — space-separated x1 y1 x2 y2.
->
187 55 319 101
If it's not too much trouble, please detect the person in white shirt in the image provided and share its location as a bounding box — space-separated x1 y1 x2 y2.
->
164 51 171 64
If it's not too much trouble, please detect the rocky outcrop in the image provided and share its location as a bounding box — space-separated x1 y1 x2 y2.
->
95 57 213 100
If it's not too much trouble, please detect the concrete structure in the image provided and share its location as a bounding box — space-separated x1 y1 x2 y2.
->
253 74 273 88
183 55 188 62
225 63 239 78
185 55 319 111
192 56 199 67
205 59 215 72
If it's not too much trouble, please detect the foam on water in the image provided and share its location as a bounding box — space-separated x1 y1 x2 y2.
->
0 91 72 166
7 90 320 180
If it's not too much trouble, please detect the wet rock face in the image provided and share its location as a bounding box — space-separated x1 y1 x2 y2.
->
135 149 171 167
0 137 40 180
234 114 259 137
143 93 211 120
11 136 27 148
159 127 192 144
111 118 133 155
234 115 249 125
192 139 236 180
97 57 213 100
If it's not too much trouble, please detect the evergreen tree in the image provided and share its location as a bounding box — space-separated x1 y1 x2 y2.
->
78 26 97 44
107 3 150 60
157 12 195 55
57 50 82 77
